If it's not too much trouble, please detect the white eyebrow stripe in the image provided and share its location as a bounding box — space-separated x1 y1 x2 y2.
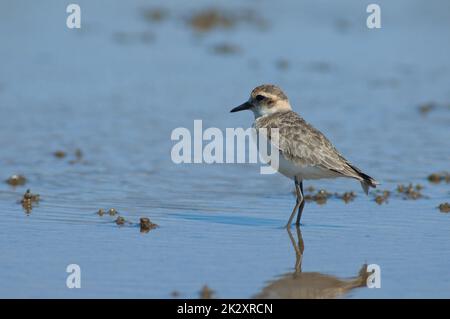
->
263 92 279 100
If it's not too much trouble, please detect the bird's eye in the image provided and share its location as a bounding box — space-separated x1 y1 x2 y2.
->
255 95 265 101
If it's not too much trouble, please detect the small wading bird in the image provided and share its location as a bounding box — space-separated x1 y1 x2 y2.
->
230 84 378 228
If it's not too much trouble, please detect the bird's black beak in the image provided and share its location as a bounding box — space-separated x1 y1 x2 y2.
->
230 101 252 113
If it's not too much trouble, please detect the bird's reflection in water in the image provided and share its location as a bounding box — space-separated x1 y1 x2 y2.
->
255 227 368 299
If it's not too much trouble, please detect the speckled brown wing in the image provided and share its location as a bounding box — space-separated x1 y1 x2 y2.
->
255 110 361 179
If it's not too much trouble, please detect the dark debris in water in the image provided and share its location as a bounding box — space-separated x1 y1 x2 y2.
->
199 285 214 299
188 8 268 33
21 189 40 214
296 182 431 206
5 174 27 186
418 101 450 115
140 217 158 233
115 216 127 226
372 182 434 204
396 184 423 200
97 208 158 233
438 203 450 213
53 150 67 158
189 9 233 32
22 189 40 203
338 191 356 203
96 208 118 217
374 190 390 205
418 102 436 115
427 172 450 184
304 189 331 205
301 189 356 205
54 148 85 164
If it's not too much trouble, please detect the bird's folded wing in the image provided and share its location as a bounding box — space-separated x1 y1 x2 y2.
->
258 111 360 179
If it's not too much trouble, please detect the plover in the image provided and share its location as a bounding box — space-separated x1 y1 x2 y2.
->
230 84 378 227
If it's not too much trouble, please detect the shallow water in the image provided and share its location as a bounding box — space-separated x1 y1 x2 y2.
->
1 0 449 298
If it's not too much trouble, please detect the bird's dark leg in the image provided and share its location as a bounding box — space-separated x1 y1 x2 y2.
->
286 178 302 228
295 181 305 226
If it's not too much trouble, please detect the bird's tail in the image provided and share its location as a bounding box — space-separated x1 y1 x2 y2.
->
347 163 379 195
360 177 378 195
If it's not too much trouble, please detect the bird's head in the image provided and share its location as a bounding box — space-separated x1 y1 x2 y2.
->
230 84 292 119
